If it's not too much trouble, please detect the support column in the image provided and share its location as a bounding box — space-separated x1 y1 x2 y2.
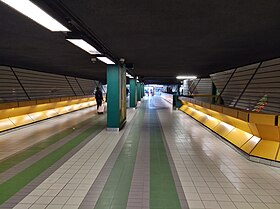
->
129 79 137 108
107 65 126 130
137 82 141 101
141 83 145 98
140 83 143 98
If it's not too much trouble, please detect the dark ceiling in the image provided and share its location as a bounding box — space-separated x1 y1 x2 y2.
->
1 0 280 83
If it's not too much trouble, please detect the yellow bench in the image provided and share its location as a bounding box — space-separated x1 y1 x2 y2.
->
0 96 96 132
179 98 280 163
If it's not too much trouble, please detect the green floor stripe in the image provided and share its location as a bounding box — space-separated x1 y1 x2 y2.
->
0 115 99 174
94 107 145 209
0 120 105 205
150 112 181 209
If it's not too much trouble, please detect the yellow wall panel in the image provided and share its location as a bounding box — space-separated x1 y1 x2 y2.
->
227 117 253 134
0 96 96 132
225 128 253 148
191 112 204 121
50 98 61 102
250 140 279 160
0 119 16 132
6 106 33 118
255 124 279 141
54 107 68 114
55 101 69 108
60 97 70 101
179 105 187 112
63 106 74 112
80 98 88 103
79 102 89 108
9 115 34 126
248 123 260 137
195 105 204 112
184 107 193 115
223 107 238 118
0 102 18 110
275 146 280 162
240 136 261 154
28 112 50 121
18 100 37 107
180 100 187 105
179 98 280 162
33 103 56 112
202 103 211 109
210 104 223 113
36 99 50 105
207 109 221 120
249 113 276 126
201 117 220 129
45 110 59 118
213 122 234 138
0 110 12 120
238 111 249 122
185 102 192 108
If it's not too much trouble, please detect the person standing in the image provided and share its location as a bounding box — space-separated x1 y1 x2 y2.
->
95 87 103 111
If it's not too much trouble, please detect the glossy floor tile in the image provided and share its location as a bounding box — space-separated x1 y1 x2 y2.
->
2 96 280 209
158 99 280 209
0 106 99 161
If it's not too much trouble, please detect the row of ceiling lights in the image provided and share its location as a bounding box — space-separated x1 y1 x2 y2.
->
1 0 115 65
1 0 197 82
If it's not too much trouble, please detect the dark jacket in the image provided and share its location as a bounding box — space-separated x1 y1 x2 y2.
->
95 90 103 101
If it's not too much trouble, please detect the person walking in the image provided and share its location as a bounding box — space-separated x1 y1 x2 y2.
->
95 87 103 111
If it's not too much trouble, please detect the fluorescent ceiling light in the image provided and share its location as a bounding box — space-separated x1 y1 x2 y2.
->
66 39 101 55
1 0 70 32
176 76 197 80
97 57 115 65
126 72 134 78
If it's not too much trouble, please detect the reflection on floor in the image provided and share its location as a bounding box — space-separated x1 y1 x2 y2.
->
1 96 280 209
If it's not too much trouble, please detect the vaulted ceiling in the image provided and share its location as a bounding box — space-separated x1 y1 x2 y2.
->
0 0 280 83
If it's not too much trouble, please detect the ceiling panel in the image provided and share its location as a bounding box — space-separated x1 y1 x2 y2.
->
0 0 280 83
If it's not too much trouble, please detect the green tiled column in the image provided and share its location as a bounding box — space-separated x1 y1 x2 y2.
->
137 82 141 101
107 65 127 130
141 83 145 98
129 79 137 108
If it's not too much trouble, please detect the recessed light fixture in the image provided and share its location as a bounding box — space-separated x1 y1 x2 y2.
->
97 57 115 65
66 39 101 55
176 76 197 80
126 72 134 78
1 0 70 32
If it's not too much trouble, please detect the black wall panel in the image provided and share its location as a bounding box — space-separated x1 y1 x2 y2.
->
211 58 280 114
0 66 99 103
0 66 28 102
188 78 213 103
236 60 280 114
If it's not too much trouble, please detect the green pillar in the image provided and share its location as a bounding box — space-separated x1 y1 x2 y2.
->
137 82 141 101
107 65 126 130
129 79 137 108
141 83 144 98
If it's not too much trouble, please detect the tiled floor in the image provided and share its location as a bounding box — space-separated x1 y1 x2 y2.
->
0 106 98 161
2 96 280 209
158 100 280 209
